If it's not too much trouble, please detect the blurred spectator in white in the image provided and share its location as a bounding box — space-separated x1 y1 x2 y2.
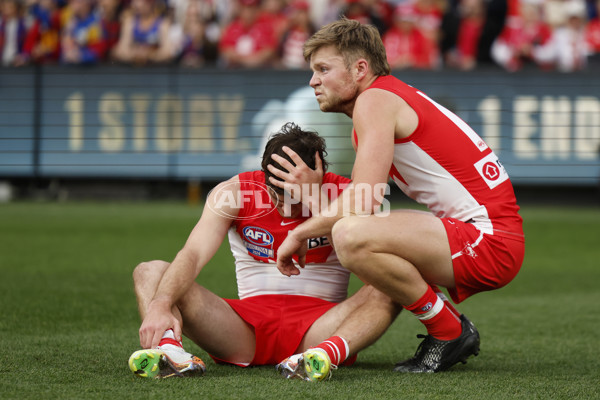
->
544 0 570 27
98 0 122 60
443 0 485 70
61 0 107 64
219 0 278 68
278 0 314 69
535 0 590 71
491 0 553 71
167 0 224 30
113 0 177 65
318 0 346 26
22 0 61 64
1 0 28 66
214 0 236 24
382 2 436 69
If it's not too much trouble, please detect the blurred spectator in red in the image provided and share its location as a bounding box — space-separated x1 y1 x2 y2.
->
1 0 28 66
278 0 314 69
444 0 485 70
342 0 388 33
411 0 445 65
413 0 445 42
112 0 177 65
586 0 600 55
491 0 553 71
382 3 436 69
22 0 62 63
535 0 590 71
98 0 122 59
61 0 107 64
219 0 278 68
442 0 507 67
262 0 288 37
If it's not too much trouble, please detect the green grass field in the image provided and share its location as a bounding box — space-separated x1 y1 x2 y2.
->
1 202 599 399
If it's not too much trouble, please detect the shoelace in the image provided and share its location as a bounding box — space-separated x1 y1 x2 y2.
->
412 334 433 357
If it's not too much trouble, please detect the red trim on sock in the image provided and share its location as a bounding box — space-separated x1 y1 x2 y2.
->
430 284 461 318
314 336 348 366
405 286 462 341
405 286 439 315
159 338 183 348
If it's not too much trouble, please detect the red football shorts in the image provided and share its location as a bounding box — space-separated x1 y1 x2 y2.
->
441 218 525 304
210 294 338 366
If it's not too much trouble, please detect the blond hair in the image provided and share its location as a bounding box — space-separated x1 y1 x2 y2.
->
303 18 390 76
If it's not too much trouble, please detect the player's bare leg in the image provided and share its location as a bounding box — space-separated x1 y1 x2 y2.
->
176 281 256 364
276 285 402 381
130 260 255 377
299 285 401 353
330 211 480 373
133 260 181 322
332 210 455 303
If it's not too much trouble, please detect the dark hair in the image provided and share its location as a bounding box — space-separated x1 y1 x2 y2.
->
261 122 329 194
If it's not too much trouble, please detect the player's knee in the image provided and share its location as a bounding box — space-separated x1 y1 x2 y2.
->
368 287 403 315
354 285 402 319
331 217 369 263
132 260 168 285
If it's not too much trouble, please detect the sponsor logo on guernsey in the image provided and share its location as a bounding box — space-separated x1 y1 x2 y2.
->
307 236 330 249
242 226 274 258
474 152 509 189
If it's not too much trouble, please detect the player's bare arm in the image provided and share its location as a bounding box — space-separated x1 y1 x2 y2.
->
350 89 398 194
276 90 406 276
139 177 241 349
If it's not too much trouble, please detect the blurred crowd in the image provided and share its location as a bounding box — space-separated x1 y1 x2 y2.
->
1 0 599 71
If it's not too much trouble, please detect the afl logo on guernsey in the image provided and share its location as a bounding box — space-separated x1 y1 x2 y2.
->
243 226 274 246
242 226 274 258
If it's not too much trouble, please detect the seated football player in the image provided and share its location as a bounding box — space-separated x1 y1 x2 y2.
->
128 122 403 381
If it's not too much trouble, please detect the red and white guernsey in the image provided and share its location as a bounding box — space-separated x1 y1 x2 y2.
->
228 170 352 302
360 75 523 239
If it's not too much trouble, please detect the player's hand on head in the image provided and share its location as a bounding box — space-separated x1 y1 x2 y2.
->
268 147 324 208
268 147 323 185
276 230 307 276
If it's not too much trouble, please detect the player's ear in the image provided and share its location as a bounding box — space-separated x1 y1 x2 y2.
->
355 58 369 81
